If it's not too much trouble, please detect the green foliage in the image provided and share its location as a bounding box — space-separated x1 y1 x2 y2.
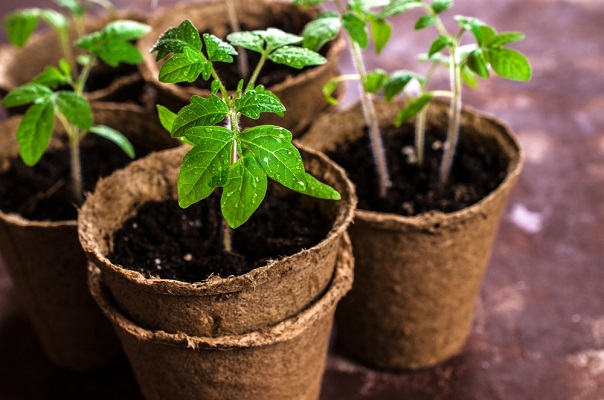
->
89 125 135 158
153 21 339 228
394 93 433 126
301 12 341 52
4 8 67 47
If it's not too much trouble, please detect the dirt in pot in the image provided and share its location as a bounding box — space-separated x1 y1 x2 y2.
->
0 135 153 222
108 191 332 283
327 124 507 216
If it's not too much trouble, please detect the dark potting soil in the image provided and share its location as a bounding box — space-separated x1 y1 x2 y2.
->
109 192 332 283
327 124 507 216
0 135 150 221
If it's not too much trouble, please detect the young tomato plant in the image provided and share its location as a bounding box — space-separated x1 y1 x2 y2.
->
152 20 340 249
371 0 532 185
1 19 151 205
295 0 394 198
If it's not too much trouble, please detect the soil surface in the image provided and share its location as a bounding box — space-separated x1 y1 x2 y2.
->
109 191 332 283
327 124 506 216
0 135 150 221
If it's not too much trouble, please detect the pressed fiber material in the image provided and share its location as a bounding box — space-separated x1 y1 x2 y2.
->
137 0 344 136
0 103 177 371
0 10 148 105
88 233 353 400
79 143 356 337
302 100 524 369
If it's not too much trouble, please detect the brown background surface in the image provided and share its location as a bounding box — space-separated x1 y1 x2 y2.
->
0 0 603 399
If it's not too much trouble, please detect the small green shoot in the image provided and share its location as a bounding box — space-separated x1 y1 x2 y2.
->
151 20 339 250
2 14 150 205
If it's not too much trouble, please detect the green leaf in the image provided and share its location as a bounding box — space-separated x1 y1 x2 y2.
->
256 28 303 52
379 0 423 18
342 12 368 49
90 125 135 158
33 66 70 89
172 94 228 138
461 65 478 88
428 35 452 57
54 0 84 17
293 0 328 5
322 78 339 105
383 70 417 101
301 15 341 52
59 59 71 77
268 46 326 69
466 49 489 78
369 18 392 54
178 126 234 208
203 33 237 63
227 31 265 53
487 31 525 48
455 15 489 45
150 19 202 60
489 48 532 81
364 69 388 94
299 173 340 200
56 91 92 130
76 21 150 67
431 0 453 14
415 15 437 30
156 105 177 133
235 86 285 119
4 9 40 47
241 125 307 192
38 9 68 32
1 83 53 107
349 0 390 13
221 150 268 228
16 99 55 166
394 93 433 126
158 46 209 83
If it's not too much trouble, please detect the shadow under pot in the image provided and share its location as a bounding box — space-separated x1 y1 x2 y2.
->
0 9 154 113
0 102 179 372
137 0 345 136
300 99 524 370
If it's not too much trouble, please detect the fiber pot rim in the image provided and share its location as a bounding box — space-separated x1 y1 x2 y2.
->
306 99 524 233
137 0 345 102
0 102 154 228
78 143 357 296
0 9 147 100
88 233 354 349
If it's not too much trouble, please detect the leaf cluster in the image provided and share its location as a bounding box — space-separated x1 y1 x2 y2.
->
152 20 338 228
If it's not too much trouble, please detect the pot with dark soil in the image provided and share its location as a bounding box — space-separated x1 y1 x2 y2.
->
0 103 178 371
137 0 344 136
0 7 153 109
301 99 524 369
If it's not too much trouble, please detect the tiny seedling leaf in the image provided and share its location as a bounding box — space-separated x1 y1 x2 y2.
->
221 149 268 228
394 93 433 126
460 65 478 88
4 9 40 47
415 15 437 30
54 0 84 17
299 172 340 200
257 28 303 52
159 46 209 83
364 69 388 94
203 33 237 63
33 66 70 89
379 0 423 18
431 0 453 14
428 35 452 57
241 125 307 193
487 31 525 48
466 49 490 78
342 12 368 49
322 78 339 105
301 15 341 52
150 19 202 60
489 48 532 81
1 83 53 107
369 18 392 54
172 94 228 138
156 104 177 133
16 99 55 166
383 70 417 101
38 9 68 32
56 91 92 130
90 125 135 158
178 126 234 208
268 46 326 69
227 31 265 53
235 86 285 119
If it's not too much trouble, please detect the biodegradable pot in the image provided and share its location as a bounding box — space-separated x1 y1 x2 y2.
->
88 233 353 400
0 103 178 371
301 99 524 369
79 143 356 337
138 0 344 136
0 10 150 108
